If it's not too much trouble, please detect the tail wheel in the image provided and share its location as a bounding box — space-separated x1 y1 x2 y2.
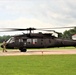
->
19 47 27 52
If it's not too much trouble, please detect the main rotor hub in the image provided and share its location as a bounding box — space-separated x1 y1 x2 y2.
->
26 28 36 33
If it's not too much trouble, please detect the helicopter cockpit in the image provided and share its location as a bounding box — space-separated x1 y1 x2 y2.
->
6 37 15 43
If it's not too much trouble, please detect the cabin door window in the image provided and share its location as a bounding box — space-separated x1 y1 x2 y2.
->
27 39 32 44
33 39 37 44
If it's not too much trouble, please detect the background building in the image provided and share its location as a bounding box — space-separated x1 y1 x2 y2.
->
72 34 76 40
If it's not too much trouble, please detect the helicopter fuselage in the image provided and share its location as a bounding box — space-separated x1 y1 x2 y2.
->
1 33 76 52
1 36 76 52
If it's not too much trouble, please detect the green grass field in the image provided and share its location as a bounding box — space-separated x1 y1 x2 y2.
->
0 43 76 75
0 55 76 75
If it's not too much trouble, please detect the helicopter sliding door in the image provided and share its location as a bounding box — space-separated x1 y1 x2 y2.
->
18 38 27 52
18 38 27 48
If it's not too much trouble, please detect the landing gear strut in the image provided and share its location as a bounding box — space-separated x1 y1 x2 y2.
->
19 47 27 52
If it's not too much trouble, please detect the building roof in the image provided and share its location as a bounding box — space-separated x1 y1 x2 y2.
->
72 34 76 36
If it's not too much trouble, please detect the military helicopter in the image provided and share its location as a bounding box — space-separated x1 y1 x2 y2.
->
1 26 76 52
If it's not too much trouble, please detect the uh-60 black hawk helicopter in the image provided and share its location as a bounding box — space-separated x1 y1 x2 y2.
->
1 26 76 52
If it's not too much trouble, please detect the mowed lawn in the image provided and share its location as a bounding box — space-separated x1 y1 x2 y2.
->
0 55 76 75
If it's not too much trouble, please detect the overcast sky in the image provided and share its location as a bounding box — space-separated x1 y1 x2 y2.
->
0 0 76 35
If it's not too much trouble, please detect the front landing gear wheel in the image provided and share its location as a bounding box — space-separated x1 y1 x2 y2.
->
19 48 27 52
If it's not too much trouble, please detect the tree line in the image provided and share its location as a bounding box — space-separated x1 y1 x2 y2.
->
0 27 76 43
0 35 11 43
58 27 76 39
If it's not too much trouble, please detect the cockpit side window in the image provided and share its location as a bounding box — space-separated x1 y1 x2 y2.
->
6 37 15 43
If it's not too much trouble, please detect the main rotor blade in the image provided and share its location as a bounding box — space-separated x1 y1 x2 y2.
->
0 28 36 32
37 26 76 30
0 26 76 32
0 28 25 32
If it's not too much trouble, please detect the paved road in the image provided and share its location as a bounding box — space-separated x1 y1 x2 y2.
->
0 49 76 56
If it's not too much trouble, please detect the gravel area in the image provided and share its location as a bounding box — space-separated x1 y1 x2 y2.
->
0 49 76 56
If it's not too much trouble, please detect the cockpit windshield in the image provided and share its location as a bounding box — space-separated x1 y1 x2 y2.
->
6 37 15 43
